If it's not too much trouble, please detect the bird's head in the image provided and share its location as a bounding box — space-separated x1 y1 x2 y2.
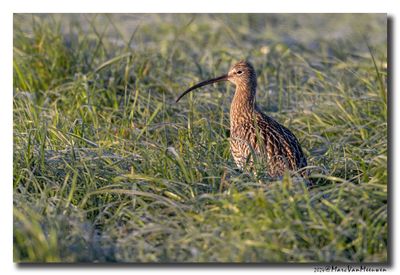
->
176 60 256 103
226 60 256 87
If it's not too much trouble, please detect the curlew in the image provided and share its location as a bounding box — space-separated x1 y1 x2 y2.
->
176 60 308 179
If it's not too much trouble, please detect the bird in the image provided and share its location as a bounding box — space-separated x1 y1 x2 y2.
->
176 60 308 179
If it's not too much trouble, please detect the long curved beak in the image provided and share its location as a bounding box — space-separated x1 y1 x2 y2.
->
175 74 228 103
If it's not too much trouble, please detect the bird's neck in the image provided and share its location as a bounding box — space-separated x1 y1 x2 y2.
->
230 85 257 125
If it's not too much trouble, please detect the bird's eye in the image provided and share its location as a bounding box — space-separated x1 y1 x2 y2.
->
236 70 243 75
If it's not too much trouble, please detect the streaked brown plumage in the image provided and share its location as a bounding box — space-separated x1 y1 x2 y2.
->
176 60 307 178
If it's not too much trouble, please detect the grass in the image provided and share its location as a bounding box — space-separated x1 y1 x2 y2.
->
13 14 387 263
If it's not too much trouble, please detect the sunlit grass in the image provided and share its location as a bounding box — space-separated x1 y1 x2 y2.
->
13 14 387 263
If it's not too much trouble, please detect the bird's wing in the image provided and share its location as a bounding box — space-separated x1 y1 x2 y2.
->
256 112 307 172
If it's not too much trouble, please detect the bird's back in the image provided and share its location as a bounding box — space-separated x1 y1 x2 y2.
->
230 108 307 178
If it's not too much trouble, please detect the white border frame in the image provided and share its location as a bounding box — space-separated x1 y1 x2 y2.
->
2 1 397 274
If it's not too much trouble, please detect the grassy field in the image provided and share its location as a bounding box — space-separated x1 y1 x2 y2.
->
13 14 387 263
